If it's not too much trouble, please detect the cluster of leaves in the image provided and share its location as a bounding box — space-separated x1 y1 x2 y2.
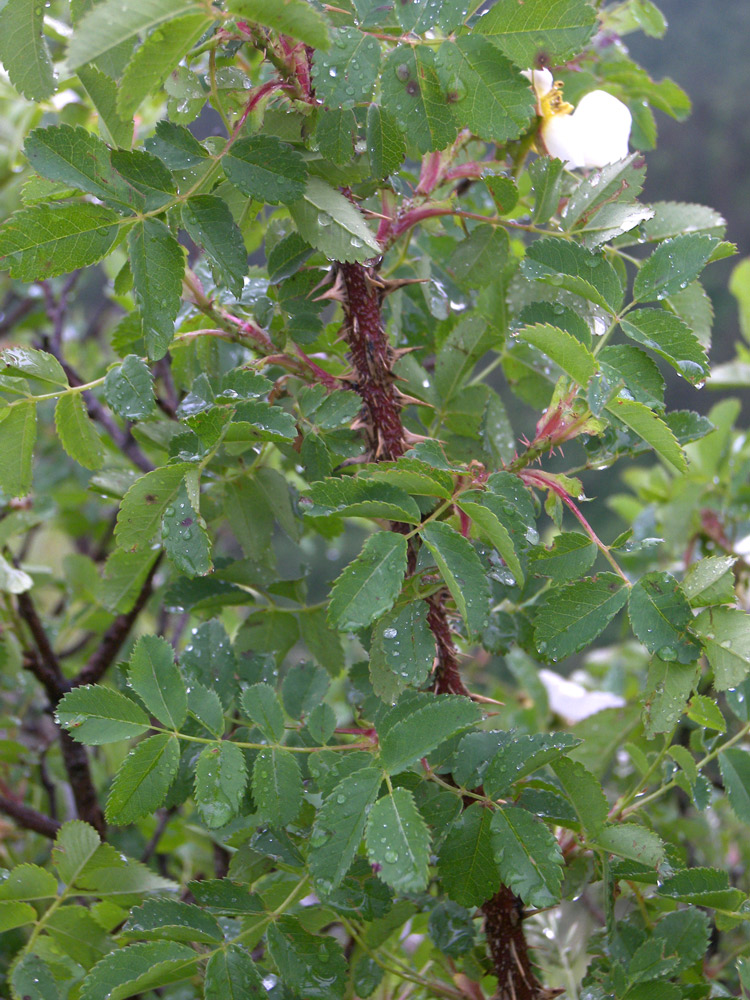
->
0 0 749 998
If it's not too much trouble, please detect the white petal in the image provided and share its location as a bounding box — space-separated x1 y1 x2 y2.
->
571 90 632 168
541 114 586 169
538 668 626 723
521 67 554 99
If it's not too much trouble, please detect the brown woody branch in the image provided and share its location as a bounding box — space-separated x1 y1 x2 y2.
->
337 244 547 996
17 592 69 702
483 887 557 1000
0 792 61 839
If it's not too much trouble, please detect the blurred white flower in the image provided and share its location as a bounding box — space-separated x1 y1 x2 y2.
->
538 667 625 723
523 68 632 169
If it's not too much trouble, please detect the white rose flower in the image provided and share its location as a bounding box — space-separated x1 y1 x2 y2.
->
522 68 632 169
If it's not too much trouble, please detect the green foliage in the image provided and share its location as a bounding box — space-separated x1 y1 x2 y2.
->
0 2 748 999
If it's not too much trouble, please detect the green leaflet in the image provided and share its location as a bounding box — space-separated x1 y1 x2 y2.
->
316 108 357 166
195 741 248 828
606 398 688 473
327 531 407 631
658 867 745 910
252 748 303 827
476 0 597 67
181 195 248 297
370 601 435 697
365 788 430 892
128 634 187 729
379 693 481 774
67 0 202 70
223 135 308 205
55 393 106 471
289 177 381 263
1 344 68 385
106 734 180 824
0 901 37 933
633 234 719 302
516 323 598 387
0 203 120 281
530 532 597 583
366 104 405 178
434 315 498 396
128 218 184 360
490 807 563 908
282 662 330 718
11 955 60 1000
628 571 700 663
161 479 212 578
52 820 102 885
77 65 133 147
529 156 565 225
187 684 225 738
78 941 200 1000
115 462 193 551
100 548 159 614
693 607 750 689
117 13 211 118
437 803 500 907
104 355 155 421
24 125 137 209
435 36 534 142
456 494 524 587
55 685 149 744
145 120 208 169
123 899 224 944
718 749 750 823
521 238 624 313
550 757 609 837
621 308 708 383
381 46 458 154
312 27 381 107
562 154 647 229
483 732 581 798
420 521 491 635
682 555 737 607
0 863 58 901
310 767 383 893
591 824 666 867
241 683 285 742
204 945 266 1000
534 574 629 661
0 401 37 497
227 0 332 49
303 477 421 524
643 659 699 737
267 918 348 1000
0 0 55 101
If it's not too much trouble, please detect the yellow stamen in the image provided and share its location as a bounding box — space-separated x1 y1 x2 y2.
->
539 81 573 122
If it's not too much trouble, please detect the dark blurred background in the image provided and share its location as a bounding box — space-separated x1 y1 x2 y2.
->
629 0 750 364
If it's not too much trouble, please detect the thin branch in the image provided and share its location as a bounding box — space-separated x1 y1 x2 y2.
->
141 807 176 863
75 554 162 687
0 296 36 337
17 592 68 701
0 793 61 839
16 590 106 835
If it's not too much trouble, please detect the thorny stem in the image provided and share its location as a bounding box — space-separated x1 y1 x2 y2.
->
336 220 545 992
